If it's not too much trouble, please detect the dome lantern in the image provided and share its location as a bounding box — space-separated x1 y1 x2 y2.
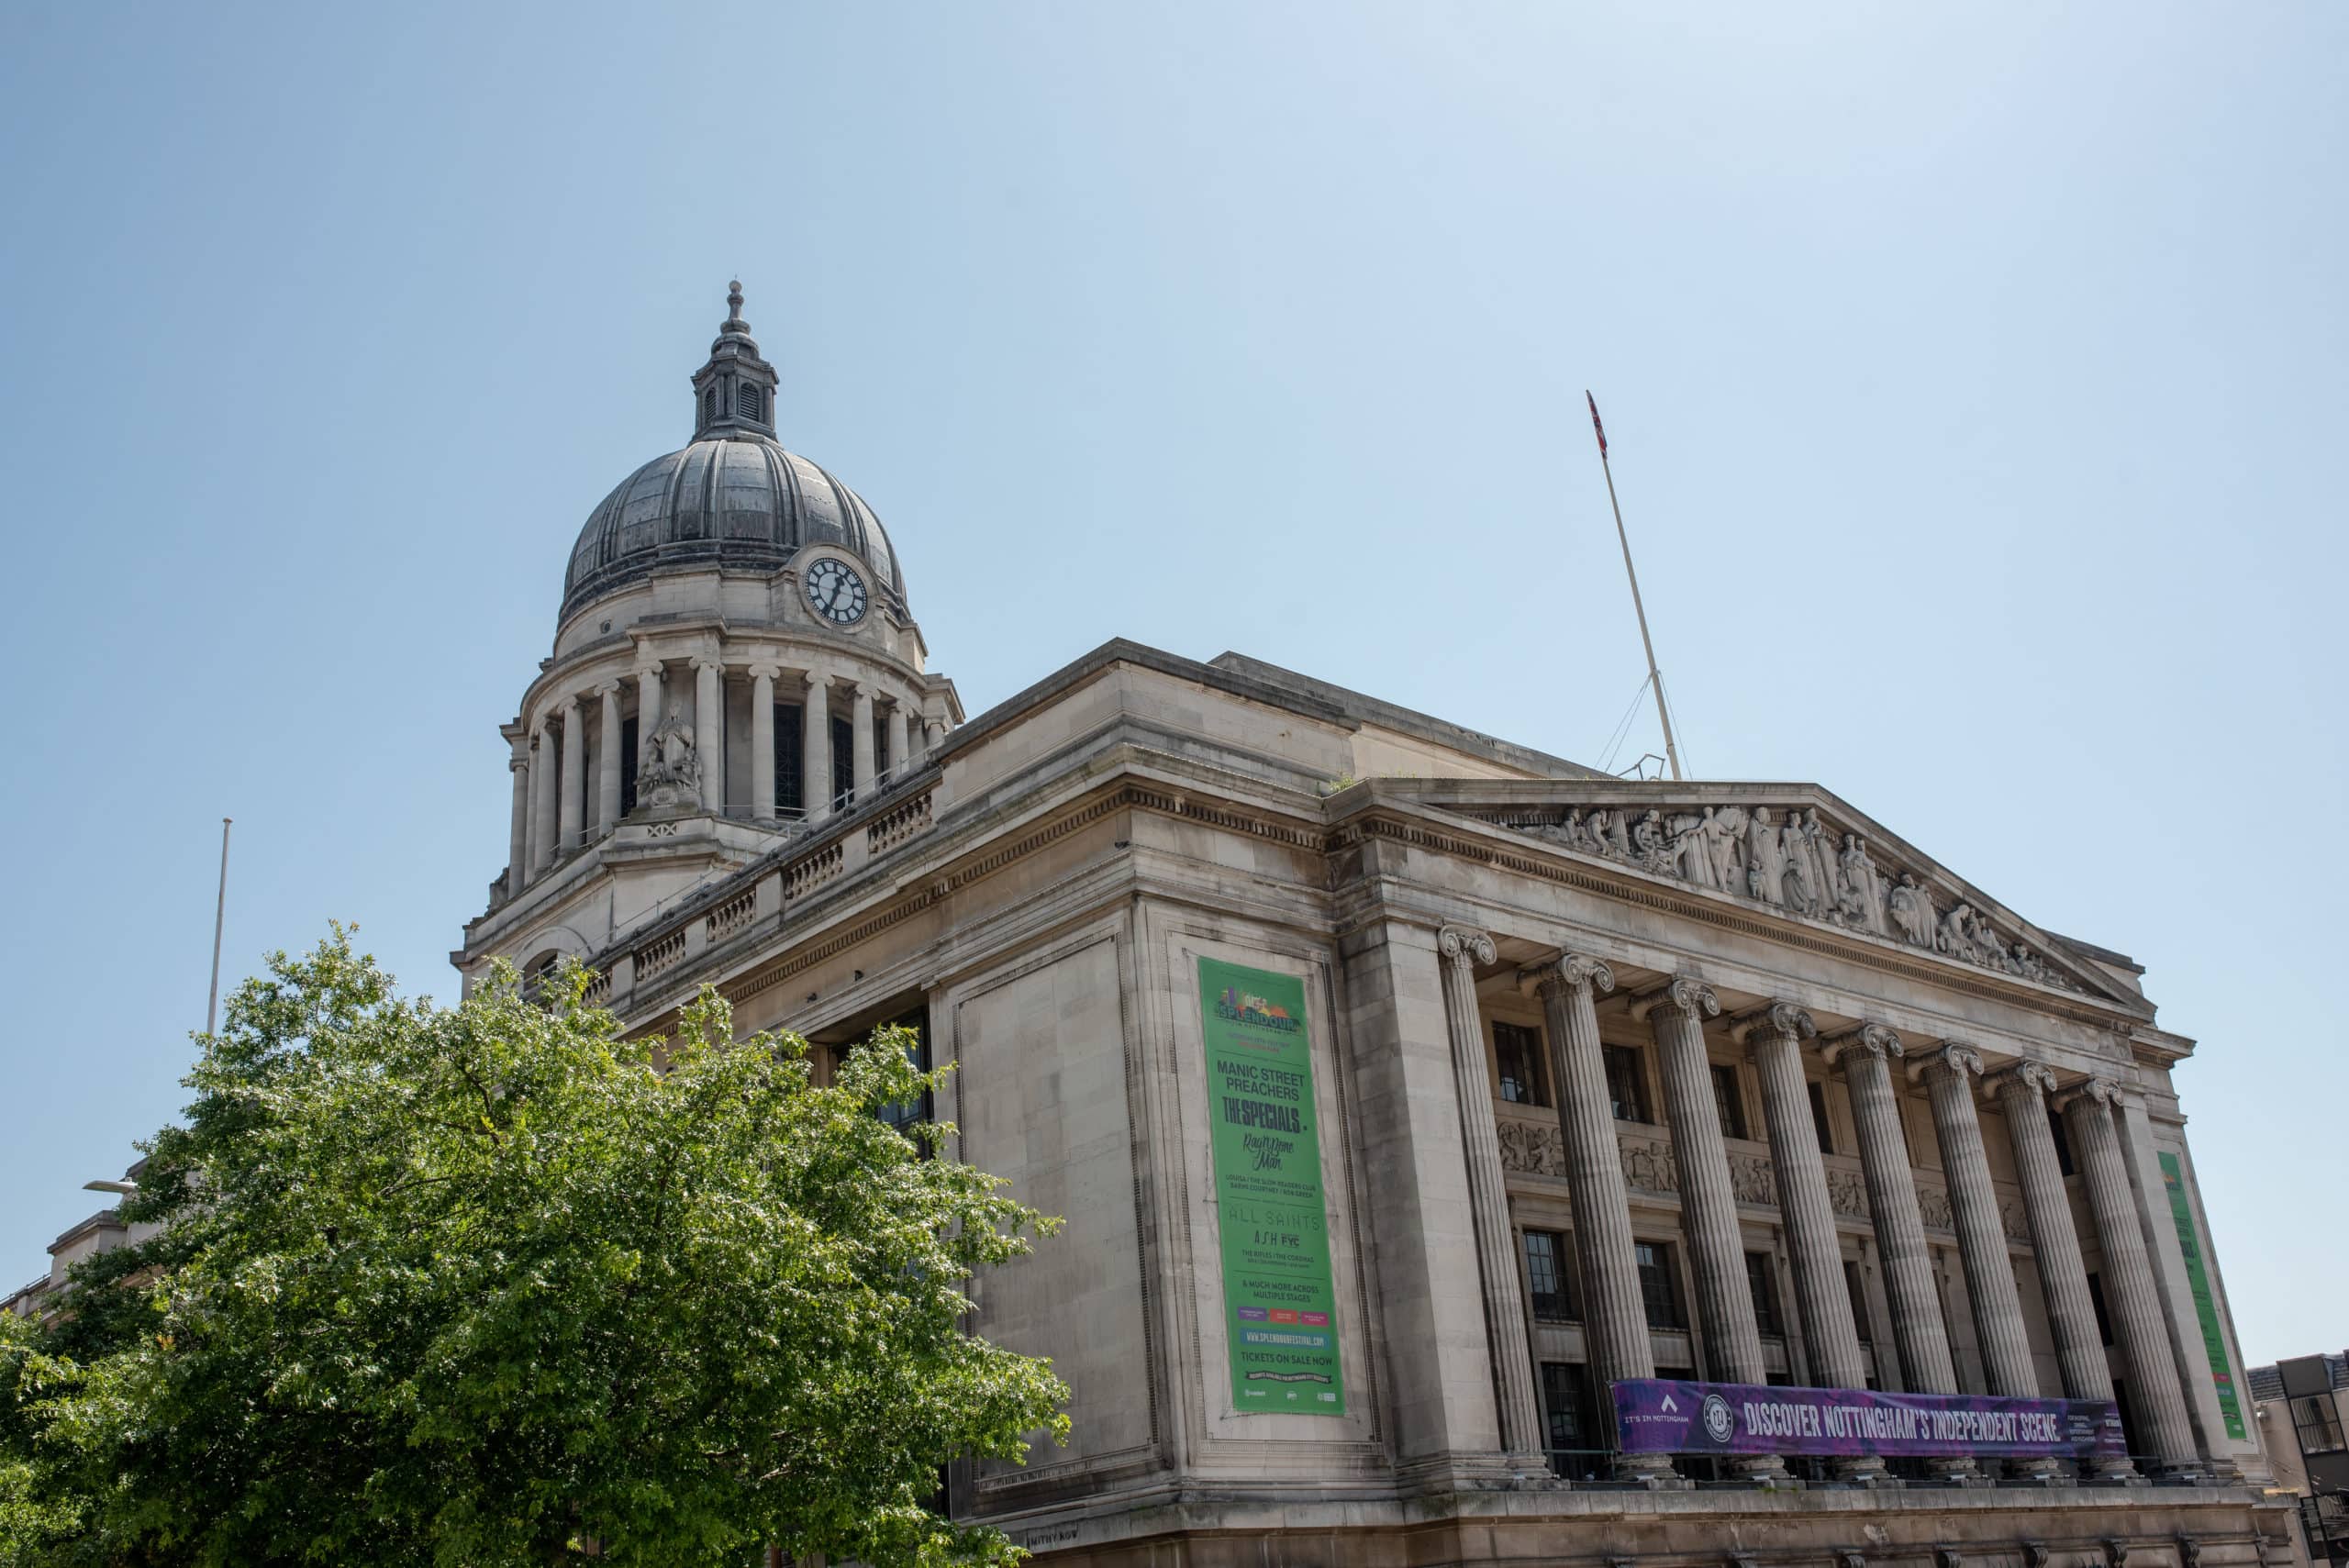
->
688 280 779 440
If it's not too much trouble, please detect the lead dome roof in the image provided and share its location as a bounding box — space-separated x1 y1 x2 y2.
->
559 284 905 625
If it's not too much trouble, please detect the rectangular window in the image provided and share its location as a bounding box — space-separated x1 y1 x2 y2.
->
1710 1063 1748 1140
1808 1080 1836 1155
1523 1228 1576 1322
773 702 804 817
1603 1045 1651 1124
1493 1021 1546 1106
2086 1271 2114 1346
830 714 855 807
1744 1250 1783 1338
2050 1106 2076 1177
1843 1260 1873 1344
2293 1395 2347 1455
1635 1240 1687 1330
875 1006 932 1138
1540 1362 1591 1471
619 715 640 815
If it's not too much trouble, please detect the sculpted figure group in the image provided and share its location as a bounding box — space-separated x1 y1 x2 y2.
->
1517 802 2073 992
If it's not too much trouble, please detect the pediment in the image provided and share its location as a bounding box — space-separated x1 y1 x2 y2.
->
1380 780 2141 1007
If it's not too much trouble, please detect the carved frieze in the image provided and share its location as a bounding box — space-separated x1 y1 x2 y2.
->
1497 1118 1565 1177
1477 799 2081 992
1915 1183 1955 1231
1620 1133 1679 1195
1825 1167 1871 1221
1729 1151 1777 1206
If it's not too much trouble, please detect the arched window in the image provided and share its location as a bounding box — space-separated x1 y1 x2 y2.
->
704 387 717 422
736 382 762 421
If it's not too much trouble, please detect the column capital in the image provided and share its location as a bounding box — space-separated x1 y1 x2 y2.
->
1519 951 1613 999
1906 1039 1987 1085
562 689 584 714
2054 1075 2122 1114
691 655 725 675
1628 976 1720 1024
634 662 664 683
594 679 623 699
746 662 782 683
1729 1000 1816 1048
1435 924 1496 969
509 754 529 774
1820 1022 1904 1067
1988 1059 2059 1103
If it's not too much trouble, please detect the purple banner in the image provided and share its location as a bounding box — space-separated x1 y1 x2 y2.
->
1613 1378 2125 1460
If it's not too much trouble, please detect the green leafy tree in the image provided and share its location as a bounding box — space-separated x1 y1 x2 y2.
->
1 929 1068 1566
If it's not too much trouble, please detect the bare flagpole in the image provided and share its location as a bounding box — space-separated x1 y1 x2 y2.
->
1586 392 1684 781
206 817 232 1036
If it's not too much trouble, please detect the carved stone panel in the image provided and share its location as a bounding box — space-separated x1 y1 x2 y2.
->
1620 1132 1679 1196
1729 1151 1777 1207
1497 1118 1565 1178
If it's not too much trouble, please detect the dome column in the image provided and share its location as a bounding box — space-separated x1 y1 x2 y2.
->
749 665 779 824
505 742 529 899
558 697 585 850
851 684 876 802
529 722 557 877
885 703 910 785
596 684 623 833
803 674 832 823
694 659 724 814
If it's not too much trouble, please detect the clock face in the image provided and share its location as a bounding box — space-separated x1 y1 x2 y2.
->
804 558 868 626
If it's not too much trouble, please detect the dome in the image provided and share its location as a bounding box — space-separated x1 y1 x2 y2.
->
558 282 905 625
562 436 903 623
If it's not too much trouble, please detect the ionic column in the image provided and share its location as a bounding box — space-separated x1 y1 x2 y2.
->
906 708 929 771
2060 1078 2199 1473
1823 1025 1957 1397
885 703 910 784
1635 978 1786 1480
851 684 876 800
634 662 663 770
1524 953 1675 1481
1732 1005 1874 1400
1993 1062 2134 1479
694 659 724 814
803 674 832 821
558 697 585 850
529 723 557 875
596 684 622 831
505 748 529 898
924 717 946 753
1911 1043 2038 1399
749 665 778 824
1435 926 1543 1461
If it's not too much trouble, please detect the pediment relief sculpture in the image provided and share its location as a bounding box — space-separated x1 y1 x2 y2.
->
1464 798 2086 994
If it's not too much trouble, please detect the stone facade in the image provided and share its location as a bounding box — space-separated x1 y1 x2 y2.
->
454 296 2301 1566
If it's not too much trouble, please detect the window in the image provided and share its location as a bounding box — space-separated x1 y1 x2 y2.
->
2293 1395 2347 1455
1744 1251 1783 1339
1635 1240 1686 1330
1523 1229 1576 1322
1540 1362 1593 1472
773 702 804 817
830 714 855 806
2087 1271 2114 1346
1808 1080 1836 1155
2050 1106 2076 1177
1842 1260 1873 1344
703 386 717 423
875 710 892 780
875 1006 932 1137
619 715 640 815
736 381 763 420
1603 1045 1651 1123
1493 1022 1546 1106
1711 1063 1748 1140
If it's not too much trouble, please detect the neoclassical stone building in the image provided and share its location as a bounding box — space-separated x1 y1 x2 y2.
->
457 290 2298 1566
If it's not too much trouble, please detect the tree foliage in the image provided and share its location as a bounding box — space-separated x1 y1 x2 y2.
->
1 929 1068 1565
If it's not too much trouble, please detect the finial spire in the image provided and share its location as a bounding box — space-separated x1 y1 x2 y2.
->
692 279 777 439
725 279 746 330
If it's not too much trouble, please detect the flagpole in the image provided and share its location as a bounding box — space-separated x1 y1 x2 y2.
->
206 817 231 1037
1587 392 1683 782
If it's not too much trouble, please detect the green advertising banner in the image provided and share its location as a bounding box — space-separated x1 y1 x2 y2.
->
1198 957 1346 1416
2158 1151 2247 1440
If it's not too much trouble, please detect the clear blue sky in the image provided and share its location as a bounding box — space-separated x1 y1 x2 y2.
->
3 5 2341 1365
